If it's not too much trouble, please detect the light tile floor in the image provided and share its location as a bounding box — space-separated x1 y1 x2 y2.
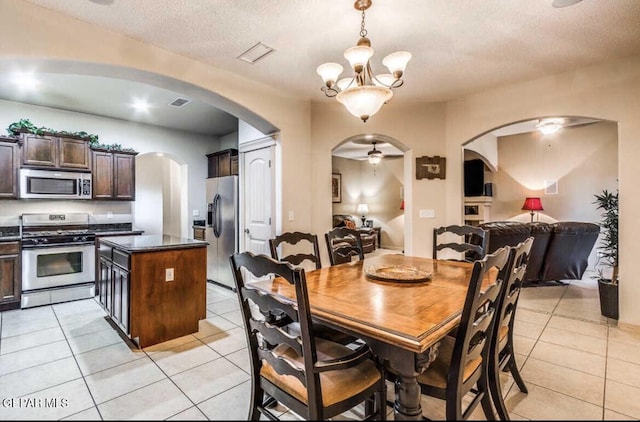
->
0 268 638 420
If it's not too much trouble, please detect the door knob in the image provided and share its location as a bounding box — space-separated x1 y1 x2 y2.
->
244 228 250 235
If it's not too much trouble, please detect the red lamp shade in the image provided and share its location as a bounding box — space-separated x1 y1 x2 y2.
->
400 200 405 210
521 197 544 211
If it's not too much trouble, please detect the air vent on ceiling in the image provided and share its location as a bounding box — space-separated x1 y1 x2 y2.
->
237 42 275 64
169 98 190 107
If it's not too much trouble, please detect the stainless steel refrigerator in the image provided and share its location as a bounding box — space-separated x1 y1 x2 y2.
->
205 175 238 290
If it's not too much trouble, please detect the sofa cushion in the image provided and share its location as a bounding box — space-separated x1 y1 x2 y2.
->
541 222 600 281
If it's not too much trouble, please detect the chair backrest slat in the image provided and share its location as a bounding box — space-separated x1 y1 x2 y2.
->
270 231 322 270
325 227 365 265
433 224 488 262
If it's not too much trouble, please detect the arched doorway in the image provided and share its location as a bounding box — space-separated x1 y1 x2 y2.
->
461 115 618 279
331 134 408 252
134 152 187 237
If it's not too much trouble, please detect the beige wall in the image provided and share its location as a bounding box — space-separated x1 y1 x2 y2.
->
3 0 640 327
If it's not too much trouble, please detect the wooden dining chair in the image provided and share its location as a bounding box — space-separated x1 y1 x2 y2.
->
393 246 510 420
269 231 359 346
269 231 322 271
325 227 366 265
433 225 487 262
229 251 387 421
488 237 534 420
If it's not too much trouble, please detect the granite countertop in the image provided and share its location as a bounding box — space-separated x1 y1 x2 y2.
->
94 230 145 236
99 234 207 252
0 225 21 242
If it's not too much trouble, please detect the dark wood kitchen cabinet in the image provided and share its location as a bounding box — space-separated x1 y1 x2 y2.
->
207 148 238 178
0 137 19 199
20 133 91 170
97 243 130 335
92 149 138 200
0 241 21 311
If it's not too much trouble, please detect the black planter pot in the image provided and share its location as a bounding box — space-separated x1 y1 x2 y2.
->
598 279 619 320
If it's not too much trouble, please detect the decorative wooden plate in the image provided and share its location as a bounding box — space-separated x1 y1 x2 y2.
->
364 265 432 283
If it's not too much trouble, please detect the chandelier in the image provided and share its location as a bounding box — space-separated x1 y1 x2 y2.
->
316 0 412 122
368 141 383 165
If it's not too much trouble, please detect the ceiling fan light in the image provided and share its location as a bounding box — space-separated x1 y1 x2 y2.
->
336 85 393 122
368 150 383 165
344 45 374 73
382 51 412 77
537 120 563 135
316 62 344 86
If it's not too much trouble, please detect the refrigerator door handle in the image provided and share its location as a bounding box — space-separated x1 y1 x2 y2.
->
213 193 221 238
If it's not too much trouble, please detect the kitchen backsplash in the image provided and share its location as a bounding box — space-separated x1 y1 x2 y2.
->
0 200 132 220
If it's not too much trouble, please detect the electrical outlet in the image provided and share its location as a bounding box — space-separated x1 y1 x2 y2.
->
107 212 113 219
192 209 200 217
165 268 174 282
288 211 294 221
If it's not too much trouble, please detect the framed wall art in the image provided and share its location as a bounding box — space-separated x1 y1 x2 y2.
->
332 173 342 203
416 156 446 180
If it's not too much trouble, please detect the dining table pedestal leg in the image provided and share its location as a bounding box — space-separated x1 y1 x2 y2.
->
394 375 423 420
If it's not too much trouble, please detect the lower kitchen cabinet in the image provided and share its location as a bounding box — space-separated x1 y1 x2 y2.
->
97 244 130 335
0 241 21 311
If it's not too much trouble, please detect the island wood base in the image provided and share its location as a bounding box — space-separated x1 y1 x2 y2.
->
97 235 207 348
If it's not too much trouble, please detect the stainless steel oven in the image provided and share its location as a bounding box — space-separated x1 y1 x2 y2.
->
21 213 96 308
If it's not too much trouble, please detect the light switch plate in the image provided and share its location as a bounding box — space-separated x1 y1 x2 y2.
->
192 209 200 217
419 209 435 218
288 211 294 221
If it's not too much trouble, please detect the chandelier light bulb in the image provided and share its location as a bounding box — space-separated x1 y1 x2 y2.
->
336 77 354 91
373 73 396 87
382 51 412 78
316 62 344 87
344 45 374 74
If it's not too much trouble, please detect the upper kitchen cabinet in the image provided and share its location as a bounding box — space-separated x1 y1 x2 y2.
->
20 133 91 170
207 149 238 178
92 149 138 200
0 137 19 199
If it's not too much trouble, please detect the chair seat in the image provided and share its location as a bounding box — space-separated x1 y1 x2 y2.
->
261 338 382 407
417 330 483 390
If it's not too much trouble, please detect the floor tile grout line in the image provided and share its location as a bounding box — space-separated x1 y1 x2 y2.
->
50 303 105 421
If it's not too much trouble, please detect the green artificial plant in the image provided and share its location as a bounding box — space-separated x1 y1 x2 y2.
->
593 189 618 285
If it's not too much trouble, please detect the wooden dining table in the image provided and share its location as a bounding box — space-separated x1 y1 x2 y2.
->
249 253 496 421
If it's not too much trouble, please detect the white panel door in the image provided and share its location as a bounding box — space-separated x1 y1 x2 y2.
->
241 146 274 256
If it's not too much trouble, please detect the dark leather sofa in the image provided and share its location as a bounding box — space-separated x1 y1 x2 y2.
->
476 221 600 284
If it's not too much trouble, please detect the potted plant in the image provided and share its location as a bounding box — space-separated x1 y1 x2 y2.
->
593 189 618 319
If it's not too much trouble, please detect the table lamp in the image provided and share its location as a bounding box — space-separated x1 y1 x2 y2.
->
522 197 543 222
356 203 369 227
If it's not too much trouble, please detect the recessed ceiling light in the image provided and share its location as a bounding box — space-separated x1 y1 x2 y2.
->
11 72 40 91
130 98 150 112
237 42 275 64
552 0 583 8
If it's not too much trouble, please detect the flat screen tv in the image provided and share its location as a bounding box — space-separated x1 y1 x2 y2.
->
464 159 485 197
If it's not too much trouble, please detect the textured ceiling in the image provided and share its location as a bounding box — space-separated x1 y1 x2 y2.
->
4 0 640 140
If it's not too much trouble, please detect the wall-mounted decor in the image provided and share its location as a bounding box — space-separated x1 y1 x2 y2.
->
416 156 446 180
332 173 342 203
544 179 558 195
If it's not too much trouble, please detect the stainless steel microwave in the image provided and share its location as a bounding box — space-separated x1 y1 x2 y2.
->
19 168 92 200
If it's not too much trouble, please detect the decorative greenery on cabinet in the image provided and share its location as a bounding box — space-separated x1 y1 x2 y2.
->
6 118 135 152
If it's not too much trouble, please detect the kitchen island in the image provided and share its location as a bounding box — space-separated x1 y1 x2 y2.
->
97 234 207 348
